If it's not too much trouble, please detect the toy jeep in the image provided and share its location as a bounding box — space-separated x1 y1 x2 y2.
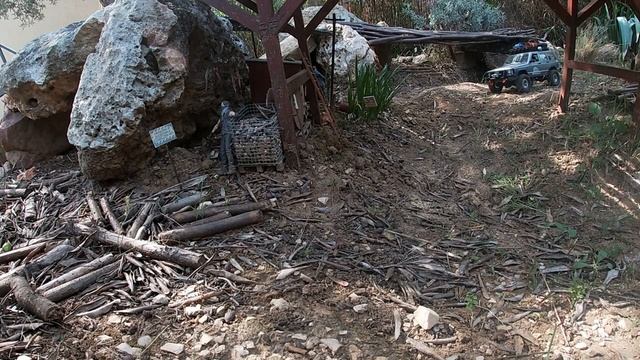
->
485 49 561 94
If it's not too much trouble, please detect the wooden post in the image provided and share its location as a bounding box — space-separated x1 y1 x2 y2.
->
559 0 578 113
259 1 299 168
293 9 322 125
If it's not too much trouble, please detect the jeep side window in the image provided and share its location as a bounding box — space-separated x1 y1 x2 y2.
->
531 54 539 63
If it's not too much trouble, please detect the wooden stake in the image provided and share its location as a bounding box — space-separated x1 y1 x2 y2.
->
42 261 120 302
187 211 232 226
73 224 206 268
36 254 116 293
127 202 154 238
161 192 207 214
99 197 124 234
0 276 64 321
159 210 264 241
171 202 268 224
86 192 105 224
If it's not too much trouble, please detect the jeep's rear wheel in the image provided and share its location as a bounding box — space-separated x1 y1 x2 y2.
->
547 70 560 87
516 74 532 93
488 80 503 94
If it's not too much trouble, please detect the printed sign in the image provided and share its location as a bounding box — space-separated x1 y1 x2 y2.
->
363 96 378 109
149 123 177 148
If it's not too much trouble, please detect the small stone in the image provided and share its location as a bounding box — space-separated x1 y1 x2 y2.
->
243 341 255 349
618 318 632 331
318 197 329 205
107 314 122 324
214 334 226 344
374 357 388 360
199 350 211 357
161 342 185 355
224 309 236 323
291 333 307 341
353 304 368 313
199 314 209 323
348 344 362 360
445 355 460 360
200 333 214 345
305 337 320 350
16 356 31 360
338 330 348 335
152 294 170 305
232 344 249 358
270 298 290 311
116 343 141 357
137 335 152 347
475 357 485 360
185 304 202 317
413 306 440 330
320 338 341 353
575 341 589 350
96 335 113 344
214 344 227 354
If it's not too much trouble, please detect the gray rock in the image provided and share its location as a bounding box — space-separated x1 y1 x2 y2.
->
0 109 73 168
68 0 249 180
160 342 185 355
413 306 440 330
137 335 152 347
320 338 341 354
152 294 170 305
0 20 103 119
116 343 141 357
270 298 290 311
575 341 589 350
353 303 368 313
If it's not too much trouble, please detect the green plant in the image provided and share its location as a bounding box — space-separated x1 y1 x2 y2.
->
465 292 479 310
348 62 400 122
576 23 619 64
569 279 589 303
545 222 578 239
401 1 427 29
429 0 505 32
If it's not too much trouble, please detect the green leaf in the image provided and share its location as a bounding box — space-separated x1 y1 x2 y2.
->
2 242 12 253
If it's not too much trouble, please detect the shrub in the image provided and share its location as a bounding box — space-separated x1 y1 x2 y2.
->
348 63 400 122
576 23 619 64
401 1 427 30
429 0 505 32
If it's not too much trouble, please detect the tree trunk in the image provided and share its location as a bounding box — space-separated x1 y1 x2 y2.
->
0 276 63 321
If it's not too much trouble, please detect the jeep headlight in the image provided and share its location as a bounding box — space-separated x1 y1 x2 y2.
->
507 69 514 76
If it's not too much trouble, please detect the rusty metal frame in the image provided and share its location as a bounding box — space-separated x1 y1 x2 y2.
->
199 0 338 168
543 0 640 124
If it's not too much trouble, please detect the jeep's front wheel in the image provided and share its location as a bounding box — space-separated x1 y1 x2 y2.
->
547 70 560 87
516 74 532 93
488 80 503 94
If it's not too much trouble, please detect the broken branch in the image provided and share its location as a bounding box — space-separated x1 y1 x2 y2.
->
159 210 264 241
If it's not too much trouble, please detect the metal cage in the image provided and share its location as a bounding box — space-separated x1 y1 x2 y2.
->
230 104 284 167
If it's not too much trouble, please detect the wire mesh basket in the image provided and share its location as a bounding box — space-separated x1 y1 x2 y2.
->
230 104 284 167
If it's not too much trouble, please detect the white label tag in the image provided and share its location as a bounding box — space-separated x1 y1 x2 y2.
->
149 123 177 148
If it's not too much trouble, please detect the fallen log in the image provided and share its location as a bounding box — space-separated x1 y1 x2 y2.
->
99 197 124 234
36 253 116 293
162 192 207 214
24 243 74 276
188 211 232 226
86 192 105 224
42 261 120 302
171 202 268 224
0 188 27 197
159 210 264 241
0 243 46 265
127 202 154 238
0 276 64 321
135 206 158 240
73 224 206 268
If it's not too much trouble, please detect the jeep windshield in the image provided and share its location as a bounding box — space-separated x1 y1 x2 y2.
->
505 53 529 65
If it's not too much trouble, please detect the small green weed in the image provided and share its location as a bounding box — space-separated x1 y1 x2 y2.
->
465 292 479 310
545 222 578 239
569 279 589 303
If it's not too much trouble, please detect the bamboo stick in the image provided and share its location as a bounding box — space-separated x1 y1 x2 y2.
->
159 210 264 241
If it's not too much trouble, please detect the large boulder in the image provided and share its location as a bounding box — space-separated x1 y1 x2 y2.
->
68 0 249 180
0 20 103 119
0 109 73 168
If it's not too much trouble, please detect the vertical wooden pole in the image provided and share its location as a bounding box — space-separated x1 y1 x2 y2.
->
293 9 322 125
258 0 299 168
559 0 578 113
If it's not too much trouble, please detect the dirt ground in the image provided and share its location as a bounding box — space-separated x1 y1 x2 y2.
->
3 64 640 360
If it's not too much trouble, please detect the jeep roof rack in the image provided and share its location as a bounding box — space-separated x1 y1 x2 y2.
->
507 40 550 55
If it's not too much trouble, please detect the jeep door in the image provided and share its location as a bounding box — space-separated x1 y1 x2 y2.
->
529 53 546 78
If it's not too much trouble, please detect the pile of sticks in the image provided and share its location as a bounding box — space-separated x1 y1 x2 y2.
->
0 169 269 326
339 21 537 50
609 83 638 102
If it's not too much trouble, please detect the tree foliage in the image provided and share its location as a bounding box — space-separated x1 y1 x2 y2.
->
0 0 57 25
429 0 505 32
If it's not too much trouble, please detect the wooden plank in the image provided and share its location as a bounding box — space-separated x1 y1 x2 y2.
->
274 0 306 33
568 60 640 82
287 69 310 92
199 0 259 32
293 8 322 125
541 0 572 25
559 0 578 112
577 0 607 25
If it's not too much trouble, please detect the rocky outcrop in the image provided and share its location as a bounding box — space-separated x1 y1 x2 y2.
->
0 20 103 119
67 0 249 180
0 109 72 168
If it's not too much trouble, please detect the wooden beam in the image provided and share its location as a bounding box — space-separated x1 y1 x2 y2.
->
541 0 572 25
568 60 640 81
200 0 259 32
304 0 340 37
559 0 578 112
275 0 306 33
293 8 322 125
235 0 257 12
577 0 607 25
